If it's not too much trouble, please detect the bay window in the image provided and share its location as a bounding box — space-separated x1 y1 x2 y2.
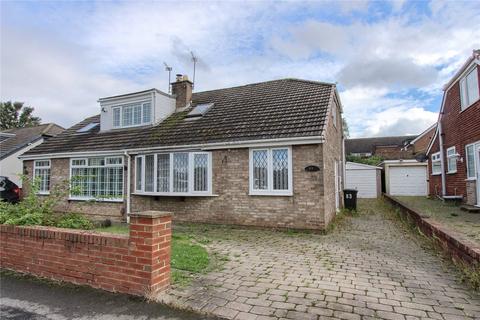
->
70 156 124 201
431 152 441 175
112 102 152 129
34 160 51 194
135 152 211 195
249 147 292 196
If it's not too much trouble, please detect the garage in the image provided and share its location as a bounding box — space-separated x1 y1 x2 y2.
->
345 162 382 198
384 160 428 196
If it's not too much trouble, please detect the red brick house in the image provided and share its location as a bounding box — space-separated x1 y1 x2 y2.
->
427 50 480 206
20 76 345 230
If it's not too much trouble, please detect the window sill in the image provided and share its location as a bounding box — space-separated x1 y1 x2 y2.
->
447 171 457 175
68 197 124 203
431 173 442 176
465 177 477 181
249 191 293 197
132 192 218 197
36 192 50 196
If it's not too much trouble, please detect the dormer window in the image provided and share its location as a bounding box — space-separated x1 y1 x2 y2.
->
112 102 152 129
460 67 479 110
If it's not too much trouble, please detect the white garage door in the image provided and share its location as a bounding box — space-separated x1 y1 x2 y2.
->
389 166 427 196
346 169 378 198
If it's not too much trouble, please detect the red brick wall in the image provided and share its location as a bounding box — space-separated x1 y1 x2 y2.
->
429 65 480 203
0 211 171 297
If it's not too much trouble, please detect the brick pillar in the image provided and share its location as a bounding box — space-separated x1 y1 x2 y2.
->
129 211 172 296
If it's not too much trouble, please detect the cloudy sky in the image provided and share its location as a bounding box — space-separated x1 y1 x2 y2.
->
1 0 479 137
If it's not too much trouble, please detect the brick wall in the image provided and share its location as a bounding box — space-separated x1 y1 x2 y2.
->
428 65 480 204
321 98 344 225
374 146 414 160
0 211 171 297
412 126 435 155
131 144 327 230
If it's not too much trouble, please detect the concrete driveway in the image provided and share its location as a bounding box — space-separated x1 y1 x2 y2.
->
162 200 480 320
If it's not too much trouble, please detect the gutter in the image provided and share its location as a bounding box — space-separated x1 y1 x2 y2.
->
19 135 325 160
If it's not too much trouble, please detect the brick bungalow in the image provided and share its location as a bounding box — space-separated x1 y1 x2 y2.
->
427 50 480 206
20 76 345 230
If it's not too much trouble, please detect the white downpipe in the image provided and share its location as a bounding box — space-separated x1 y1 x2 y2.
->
438 120 447 197
124 151 131 223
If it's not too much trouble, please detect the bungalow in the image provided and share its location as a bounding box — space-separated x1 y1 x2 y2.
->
427 50 480 206
20 76 345 229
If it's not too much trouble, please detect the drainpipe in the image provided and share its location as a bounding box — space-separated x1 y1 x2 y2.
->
438 112 447 197
124 151 131 223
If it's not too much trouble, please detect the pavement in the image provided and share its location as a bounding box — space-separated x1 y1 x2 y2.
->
162 200 480 320
0 272 215 320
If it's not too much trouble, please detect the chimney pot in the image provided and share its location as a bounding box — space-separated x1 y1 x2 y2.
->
176 74 183 82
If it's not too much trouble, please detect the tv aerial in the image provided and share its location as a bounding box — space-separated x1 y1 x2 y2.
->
164 62 172 93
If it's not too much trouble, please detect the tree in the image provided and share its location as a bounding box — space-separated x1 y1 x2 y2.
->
0 101 41 130
342 117 350 138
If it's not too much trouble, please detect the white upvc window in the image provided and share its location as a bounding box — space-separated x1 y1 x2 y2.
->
70 156 124 201
34 160 51 194
446 147 457 173
249 147 293 196
460 67 479 110
466 143 478 179
112 101 152 128
431 152 442 175
135 151 212 196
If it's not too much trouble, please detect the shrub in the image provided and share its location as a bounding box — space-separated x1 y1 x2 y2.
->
0 176 92 230
56 213 94 230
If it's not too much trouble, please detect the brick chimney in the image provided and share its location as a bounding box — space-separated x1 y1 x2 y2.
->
171 74 193 110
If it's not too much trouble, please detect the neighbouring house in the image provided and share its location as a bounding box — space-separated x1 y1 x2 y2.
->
427 50 480 206
0 124 64 187
403 124 436 156
345 135 418 160
345 128 435 197
20 76 345 230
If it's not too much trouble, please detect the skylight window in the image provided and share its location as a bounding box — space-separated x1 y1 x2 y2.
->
77 122 99 133
186 103 214 118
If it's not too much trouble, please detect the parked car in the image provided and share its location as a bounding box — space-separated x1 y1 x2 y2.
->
0 176 20 203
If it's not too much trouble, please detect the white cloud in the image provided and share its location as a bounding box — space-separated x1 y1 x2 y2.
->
1 0 479 138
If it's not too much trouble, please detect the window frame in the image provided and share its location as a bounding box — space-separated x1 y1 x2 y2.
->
69 156 124 202
134 151 212 196
431 152 442 175
112 101 153 129
465 142 479 180
249 147 293 196
446 146 457 174
34 159 51 195
460 66 479 111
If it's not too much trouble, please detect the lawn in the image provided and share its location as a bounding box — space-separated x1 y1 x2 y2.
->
94 224 220 286
394 196 480 246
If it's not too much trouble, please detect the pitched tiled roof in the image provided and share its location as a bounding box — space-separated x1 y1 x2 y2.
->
345 135 418 155
0 124 64 160
24 79 335 156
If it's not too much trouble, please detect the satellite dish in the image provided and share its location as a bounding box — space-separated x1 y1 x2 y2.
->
415 153 428 163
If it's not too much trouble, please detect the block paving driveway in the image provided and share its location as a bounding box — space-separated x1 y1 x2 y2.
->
160 200 480 320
